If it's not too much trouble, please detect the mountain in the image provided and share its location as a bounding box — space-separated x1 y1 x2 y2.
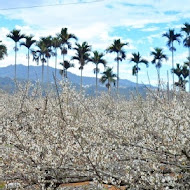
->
0 64 153 97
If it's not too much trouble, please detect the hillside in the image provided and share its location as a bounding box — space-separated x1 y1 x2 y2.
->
0 64 153 97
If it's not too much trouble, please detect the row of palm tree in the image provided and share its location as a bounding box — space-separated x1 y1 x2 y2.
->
162 24 190 91
1 22 190 92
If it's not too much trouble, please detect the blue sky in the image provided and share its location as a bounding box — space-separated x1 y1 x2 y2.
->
0 0 190 87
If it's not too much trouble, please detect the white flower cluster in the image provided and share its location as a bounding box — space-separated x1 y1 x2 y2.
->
0 83 190 189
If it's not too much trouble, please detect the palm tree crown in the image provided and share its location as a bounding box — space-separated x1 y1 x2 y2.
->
0 41 7 60
59 28 78 49
106 39 128 93
162 29 182 52
60 60 74 78
181 22 190 36
150 48 168 69
7 29 26 44
100 67 116 93
20 35 36 50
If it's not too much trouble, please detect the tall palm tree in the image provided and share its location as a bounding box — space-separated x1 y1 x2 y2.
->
51 36 60 78
7 29 25 79
100 67 116 93
162 29 182 88
72 42 91 90
181 22 190 92
41 36 52 83
58 28 78 77
0 41 7 60
89 51 107 93
130 52 148 92
150 48 168 90
32 40 47 83
60 60 74 78
106 39 128 93
20 35 36 80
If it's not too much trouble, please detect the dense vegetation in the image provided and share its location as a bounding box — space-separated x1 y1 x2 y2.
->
0 82 190 189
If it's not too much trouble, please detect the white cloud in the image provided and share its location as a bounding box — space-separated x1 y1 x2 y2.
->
141 27 159 32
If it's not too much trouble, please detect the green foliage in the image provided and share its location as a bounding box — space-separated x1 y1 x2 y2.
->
172 63 189 90
0 41 7 60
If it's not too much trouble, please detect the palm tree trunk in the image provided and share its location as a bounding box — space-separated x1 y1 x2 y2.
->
62 45 66 79
27 48 30 81
47 59 49 83
15 42 17 80
117 53 119 94
66 69 68 78
167 70 170 101
96 64 98 95
55 48 57 78
189 47 190 92
157 67 160 91
108 80 111 94
63 54 65 78
136 64 138 93
42 62 44 83
172 42 174 89
80 69 83 91
136 73 138 93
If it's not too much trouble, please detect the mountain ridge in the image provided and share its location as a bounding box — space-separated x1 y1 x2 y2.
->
0 64 147 87
0 64 153 97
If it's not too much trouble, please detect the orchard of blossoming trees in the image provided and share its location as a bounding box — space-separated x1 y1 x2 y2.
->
0 24 190 190
0 81 190 189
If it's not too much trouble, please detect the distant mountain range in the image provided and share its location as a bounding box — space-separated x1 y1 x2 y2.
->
0 64 153 97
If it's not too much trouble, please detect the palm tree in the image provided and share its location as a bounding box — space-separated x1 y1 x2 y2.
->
20 35 36 80
162 29 182 88
60 60 74 78
181 22 190 92
106 39 128 93
0 41 7 60
150 48 168 90
130 52 148 92
172 63 189 90
51 36 60 78
72 42 91 90
59 28 78 77
41 36 52 83
32 40 47 83
100 67 116 93
7 29 25 79
89 51 107 94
